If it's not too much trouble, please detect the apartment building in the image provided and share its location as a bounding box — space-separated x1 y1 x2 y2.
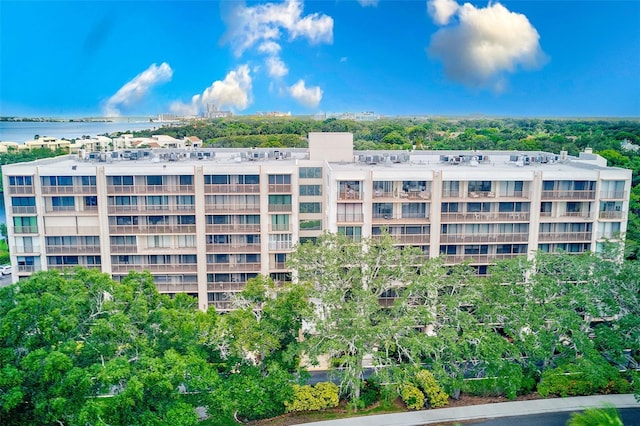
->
3 132 631 311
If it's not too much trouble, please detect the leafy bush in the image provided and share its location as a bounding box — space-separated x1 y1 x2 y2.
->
400 384 424 411
359 377 382 408
284 382 339 413
537 356 626 398
414 370 449 408
567 403 623 426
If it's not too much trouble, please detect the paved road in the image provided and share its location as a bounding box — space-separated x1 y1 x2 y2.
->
467 408 640 426
302 394 639 426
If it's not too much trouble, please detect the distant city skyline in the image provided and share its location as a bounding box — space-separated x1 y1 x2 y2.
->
1 0 639 118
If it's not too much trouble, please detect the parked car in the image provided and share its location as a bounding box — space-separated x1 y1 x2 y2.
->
0 265 13 275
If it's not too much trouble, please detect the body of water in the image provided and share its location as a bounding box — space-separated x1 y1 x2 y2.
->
0 119 164 143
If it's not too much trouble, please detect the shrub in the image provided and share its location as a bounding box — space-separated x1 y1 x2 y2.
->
400 384 424 411
284 382 339 413
567 403 623 426
537 356 625 398
359 377 382 408
414 370 449 408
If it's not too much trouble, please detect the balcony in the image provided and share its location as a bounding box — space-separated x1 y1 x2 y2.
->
110 244 138 253
155 283 199 293
440 253 522 264
46 244 101 254
49 264 102 271
268 204 292 213
440 233 529 244
17 265 40 273
9 186 34 195
206 243 261 253
441 190 460 198
41 185 96 194
208 281 246 292
269 241 293 251
599 211 623 219
205 184 260 194
13 226 38 234
45 226 98 235
108 224 196 234
269 223 291 232
45 206 76 213
440 212 530 222
371 234 431 244
541 190 596 200
538 231 592 242
107 184 194 194
268 184 292 193
467 191 496 199
12 245 41 254
209 300 233 311
111 263 198 273
12 206 37 214
207 263 262 272
269 261 287 270
206 204 260 213
339 190 362 201
337 213 364 223
600 190 626 199
206 224 261 233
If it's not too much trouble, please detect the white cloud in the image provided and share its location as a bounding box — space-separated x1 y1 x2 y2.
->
427 1 547 91
288 79 322 108
258 41 282 55
357 0 379 7
266 56 289 78
427 0 459 25
171 65 253 115
103 62 172 116
225 0 333 56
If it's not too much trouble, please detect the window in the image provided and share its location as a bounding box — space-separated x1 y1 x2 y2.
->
146 176 163 186
299 167 322 179
300 185 322 196
178 215 196 225
148 215 168 225
442 181 459 196
179 175 193 185
178 235 196 247
401 203 426 218
111 176 134 186
52 196 75 207
268 195 292 205
110 236 136 245
176 195 194 206
373 203 393 218
300 219 321 230
113 196 137 206
9 176 33 186
11 197 35 206
241 175 259 184
269 234 292 249
13 216 37 233
44 176 72 186
467 202 491 213
115 216 138 225
268 174 291 184
441 202 459 213
205 175 229 184
337 226 361 242
84 196 97 207
440 245 457 255
468 181 492 192
148 235 170 248
464 245 488 255
81 176 96 186
300 202 321 213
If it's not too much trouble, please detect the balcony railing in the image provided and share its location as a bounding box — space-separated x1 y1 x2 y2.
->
206 224 261 233
205 184 260 194
208 300 233 311
46 245 101 254
17 265 40 273
155 283 199 293
599 190 626 199
467 191 496 199
441 190 460 198
48 264 102 271
41 185 96 194
269 261 287 270
108 224 196 234
107 184 194 194
541 190 596 200
269 241 293 251
440 233 529 243
111 263 198 273
207 281 246 292
269 223 291 232
12 206 36 214
110 244 138 253
268 204 292 212
9 186 34 194
268 184 292 193
440 253 523 264
13 226 38 234
206 204 260 213
44 226 98 235
440 212 530 222
339 190 362 200
206 243 261 253
207 263 262 272
599 211 623 219
12 245 41 254
538 231 592 242
371 234 431 244
45 206 76 213
337 213 364 222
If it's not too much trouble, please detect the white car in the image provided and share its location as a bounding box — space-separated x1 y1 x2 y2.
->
0 265 12 275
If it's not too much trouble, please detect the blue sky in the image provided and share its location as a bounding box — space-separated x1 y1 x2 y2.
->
1 0 638 118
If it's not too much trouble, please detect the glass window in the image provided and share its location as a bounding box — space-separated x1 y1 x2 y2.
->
146 176 163 185
11 197 35 206
300 219 321 230
300 185 322 196
299 167 322 179
269 174 291 184
81 176 96 186
179 175 193 185
300 202 321 213
52 196 75 207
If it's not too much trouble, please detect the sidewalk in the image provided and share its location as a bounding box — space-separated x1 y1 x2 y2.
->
301 394 639 426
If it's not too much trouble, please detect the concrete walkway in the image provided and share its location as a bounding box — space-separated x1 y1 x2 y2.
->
301 394 639 426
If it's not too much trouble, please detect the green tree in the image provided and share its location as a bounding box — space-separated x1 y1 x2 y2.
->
288 232 433 402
